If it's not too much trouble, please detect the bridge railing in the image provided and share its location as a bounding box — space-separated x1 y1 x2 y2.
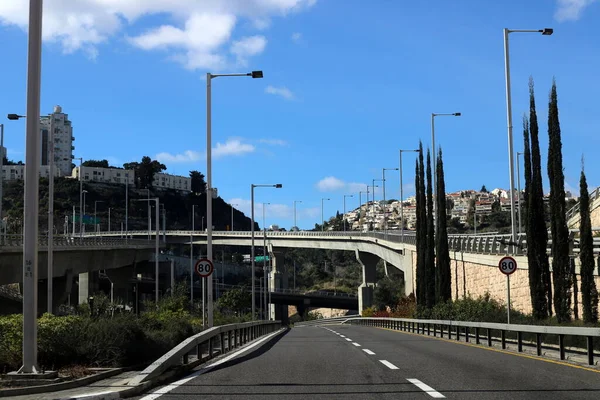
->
295 315 361 326
0 235 155 249
566 186 600 222
214 283 358 298
343 317 600 366
128 320 281 385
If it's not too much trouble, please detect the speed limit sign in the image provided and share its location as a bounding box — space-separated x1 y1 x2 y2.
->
498 256 517 276
195 258 214 277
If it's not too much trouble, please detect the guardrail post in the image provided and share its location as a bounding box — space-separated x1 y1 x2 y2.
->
427 323 431 336
465 327 469 342
501 330 506 349
433 324 437 337
209 336 214 358
559 334 565 360
220 332 225 354
475 327 480 344
228 330 233 352
197 343 203 359
587 337 594 366
455 326 460 341
517 331 523 352
412 322 415 333
183 351 189 364
487 329 492 347
536 333 542 356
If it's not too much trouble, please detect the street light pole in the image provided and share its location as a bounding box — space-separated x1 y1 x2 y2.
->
136 198 160 305
47 114 55 313
250 183 282 319
372 179 383 230
230 203 238 231
293 200 302 230
206 70 263 327
343 195 353 232
262 202 270 320
400 149 420 242
20 0 43 374
503 28 553 252
431 112 461 231
94 200 104 233
190 204 196 311
0 123 3 244
321 198 330 231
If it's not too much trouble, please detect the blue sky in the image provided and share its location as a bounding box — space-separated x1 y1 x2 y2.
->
1 0 600 230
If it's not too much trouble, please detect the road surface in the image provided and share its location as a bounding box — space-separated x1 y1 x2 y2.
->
134 324 600 399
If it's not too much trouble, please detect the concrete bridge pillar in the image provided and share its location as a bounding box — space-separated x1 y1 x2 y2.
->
78 271 100 305
355 250 379 313
268 245 288 321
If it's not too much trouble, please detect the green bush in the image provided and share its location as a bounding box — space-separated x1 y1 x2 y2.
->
0 315 22 371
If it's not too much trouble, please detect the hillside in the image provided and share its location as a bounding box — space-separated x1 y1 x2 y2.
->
0 178 256 233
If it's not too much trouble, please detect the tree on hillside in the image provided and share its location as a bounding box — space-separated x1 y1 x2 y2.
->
547 79 571 322
3 158 23 166
83 159 113 168
415 142 426 305
524 77 552 318
435 148 451 303
578 164 598 323
123 156 166 189
189 170 206 194
480 185 488 193
425 149 436 308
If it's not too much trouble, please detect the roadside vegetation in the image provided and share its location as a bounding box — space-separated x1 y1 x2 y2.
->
0 284 251 373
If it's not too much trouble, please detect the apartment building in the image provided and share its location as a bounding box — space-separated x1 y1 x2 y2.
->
41 106 74 176
72 166 135 185
1 165 61 181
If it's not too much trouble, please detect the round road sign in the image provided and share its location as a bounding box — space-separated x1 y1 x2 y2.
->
498 256 517 276
195 258 214 277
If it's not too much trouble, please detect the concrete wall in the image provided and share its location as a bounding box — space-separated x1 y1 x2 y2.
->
405 244 600 315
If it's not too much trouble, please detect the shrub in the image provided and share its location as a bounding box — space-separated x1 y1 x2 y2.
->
38 314 84 369
391 293 417 318
361 306 378 317
0 315 22 371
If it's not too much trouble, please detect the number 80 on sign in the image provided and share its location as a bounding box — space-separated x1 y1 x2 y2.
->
498 256 517 276
195 258 214 277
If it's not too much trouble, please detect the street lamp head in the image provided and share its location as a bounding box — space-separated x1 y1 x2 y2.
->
250 70 264 79
7 114 25 120
541 28 553 35
453 112 462 116
274 184 282 188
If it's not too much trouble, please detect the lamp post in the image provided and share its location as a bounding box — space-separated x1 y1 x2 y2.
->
230 203 238 231
136 198 160 305
372 179 383 230
321 198 330 231
400 149 420 241
0 124 4 245
94 200 104 233
82 190 88 234
206 70 263 327
516 151 523 235
190 204 198 321
431 112 461 230
250 183 282 319
17 0 43 373
72 157 83 238
143 188 150 239
343 195 353 232
293 200 302 230
503 27 553 253
108 208 111 233
382 168 399 231
262 202 270 320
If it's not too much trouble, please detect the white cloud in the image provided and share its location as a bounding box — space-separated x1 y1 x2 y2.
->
0 0 317 68
265 85 295 100
259 138 288 146
230 35 267 66
316 176 369 193
555 0 598 21
155 150 202 164
213 138 255 158
291 32 302 42
155 138 254 163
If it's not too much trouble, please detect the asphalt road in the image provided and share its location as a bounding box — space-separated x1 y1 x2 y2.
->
134 324 600 399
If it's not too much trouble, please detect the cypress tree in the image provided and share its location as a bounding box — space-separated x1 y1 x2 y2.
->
547 79 571 322
435 148 452 302
415 157 425 305
415 142 427 305
579 165 598 323
525 78 552 318
425 149 436 308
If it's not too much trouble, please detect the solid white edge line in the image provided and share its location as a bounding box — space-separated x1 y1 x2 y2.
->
138 328 285 400
352 342 361 347
379 360 399 370
362 349 375 355
58 390 119 400
407 378 445 398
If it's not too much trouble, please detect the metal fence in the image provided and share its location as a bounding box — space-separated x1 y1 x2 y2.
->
0 235 155 249
343 317 600 366
566 187 600 223
129 320 281 385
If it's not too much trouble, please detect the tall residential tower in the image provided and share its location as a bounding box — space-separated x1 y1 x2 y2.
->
40 105 74 176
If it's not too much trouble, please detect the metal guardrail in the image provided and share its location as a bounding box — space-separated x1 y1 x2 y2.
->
343 317 600 366
215 283 358 298
566 187 600 223
129 320 281 385
0 235 156 249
